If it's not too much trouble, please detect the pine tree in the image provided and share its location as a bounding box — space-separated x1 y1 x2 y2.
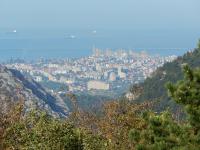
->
129 65 200 149
167 65 200 134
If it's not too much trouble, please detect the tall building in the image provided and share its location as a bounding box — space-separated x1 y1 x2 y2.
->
109 72 117 81
92 46 101 57
118 67 126 79
105 49 113 56
96 64 102 71
104 71 109 79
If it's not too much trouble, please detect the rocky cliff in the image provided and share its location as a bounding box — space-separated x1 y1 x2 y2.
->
0 65 68 117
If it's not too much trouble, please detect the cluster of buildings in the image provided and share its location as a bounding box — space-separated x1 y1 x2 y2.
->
6 48 177 94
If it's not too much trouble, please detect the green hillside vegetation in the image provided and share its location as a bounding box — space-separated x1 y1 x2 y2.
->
129 65 200 149
131 40 200 112
1 65 200 149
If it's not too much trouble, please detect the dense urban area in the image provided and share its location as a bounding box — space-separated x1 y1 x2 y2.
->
6 48 176 97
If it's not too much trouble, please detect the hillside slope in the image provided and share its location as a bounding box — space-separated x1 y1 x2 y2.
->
0 65 68 117
131 45 200 111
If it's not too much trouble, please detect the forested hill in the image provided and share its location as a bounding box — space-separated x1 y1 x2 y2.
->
132 41 200 111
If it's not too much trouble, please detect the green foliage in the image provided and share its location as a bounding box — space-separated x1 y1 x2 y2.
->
129 111 187 150
166 65 200 134
133 40 200 113
3 110 83 150
82 131 107 150
129 66 200 149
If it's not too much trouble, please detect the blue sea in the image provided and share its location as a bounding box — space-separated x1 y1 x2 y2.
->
0 29 199 61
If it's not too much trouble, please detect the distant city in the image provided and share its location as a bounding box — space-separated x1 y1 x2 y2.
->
6 47 177 97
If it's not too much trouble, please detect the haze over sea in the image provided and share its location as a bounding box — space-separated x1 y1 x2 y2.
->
0 28 199 61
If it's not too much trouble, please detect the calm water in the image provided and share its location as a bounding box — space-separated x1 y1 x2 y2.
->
0 29 199 61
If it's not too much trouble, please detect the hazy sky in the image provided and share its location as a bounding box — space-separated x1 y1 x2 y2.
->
0 0 200 30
